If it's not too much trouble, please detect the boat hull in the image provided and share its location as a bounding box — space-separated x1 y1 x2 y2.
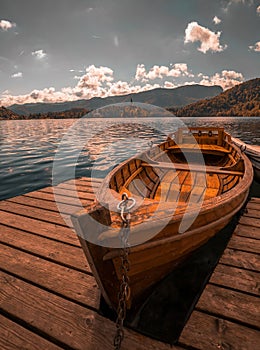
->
73 183 250 311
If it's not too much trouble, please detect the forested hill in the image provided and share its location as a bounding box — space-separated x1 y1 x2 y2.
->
0 106 20 119
175 78 260 117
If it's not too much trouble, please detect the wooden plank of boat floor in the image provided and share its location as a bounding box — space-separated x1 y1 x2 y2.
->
0 177 182 350
179 197 260 350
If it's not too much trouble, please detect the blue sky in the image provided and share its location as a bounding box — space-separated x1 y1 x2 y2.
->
0 0 259 106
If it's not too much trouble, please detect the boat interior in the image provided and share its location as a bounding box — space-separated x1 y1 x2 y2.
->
108 128 245 206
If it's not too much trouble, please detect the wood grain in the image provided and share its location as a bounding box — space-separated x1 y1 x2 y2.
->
0 201 69 227
0 211 76 245
234 224 260 240
220 248 260 272
228 235 260 254
196 284 260 328
210 264 260 296
0 243 99 308
0 225 90 272
0 315 62 350
239 216 260 229
0 271 177 350
180 310 260 350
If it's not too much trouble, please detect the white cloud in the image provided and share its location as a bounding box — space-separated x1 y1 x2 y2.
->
213 16 221 24
135 63 193 82
199 70 244 90
146 65 170 80
107 80 137 95
184 21 227 53
135 64 148 82
0 19 16 31
77 65 114 89
32 49 47 59
249 41 260 52
164 81 177 89
11 72 23 78
257 6 260 14
86 7 93 13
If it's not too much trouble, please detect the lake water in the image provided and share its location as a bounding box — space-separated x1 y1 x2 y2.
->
0 116 259 200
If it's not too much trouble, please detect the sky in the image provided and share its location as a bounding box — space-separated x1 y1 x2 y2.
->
0 0 259 106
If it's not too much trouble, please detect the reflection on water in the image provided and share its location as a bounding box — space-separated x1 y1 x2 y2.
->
0 116 259 200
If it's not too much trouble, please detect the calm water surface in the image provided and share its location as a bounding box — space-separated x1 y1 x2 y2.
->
0 116 259 200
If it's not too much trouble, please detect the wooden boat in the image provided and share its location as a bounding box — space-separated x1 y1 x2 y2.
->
232 136 260 182
72 127 253 313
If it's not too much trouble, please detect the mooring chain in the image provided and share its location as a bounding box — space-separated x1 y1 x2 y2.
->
114 193 135 350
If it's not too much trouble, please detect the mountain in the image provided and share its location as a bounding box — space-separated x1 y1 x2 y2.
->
0 106 20 120
175 78 260 117
9 84 222 116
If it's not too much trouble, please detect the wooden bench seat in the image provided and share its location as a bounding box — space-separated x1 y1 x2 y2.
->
167 144 231 154
141 162 244 176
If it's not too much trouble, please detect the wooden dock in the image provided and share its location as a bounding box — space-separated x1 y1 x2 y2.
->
0 177 259 349
179 196 260 349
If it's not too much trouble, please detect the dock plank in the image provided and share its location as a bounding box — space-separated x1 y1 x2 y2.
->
0 200 69 227
24 190 91 207
0 225 90 272
180 310 260 350
0 243 99 309
7 194 90 215
220 248 260 272
0 315 62 350
0 211 77 245
234 224 260 240
239 216 260 228
57 182 100 194
228 235 260 254
246 202 260 211
0 271 175 350
38 186 96 201
196 284 260 328
209 264 260 296
243 208 260 219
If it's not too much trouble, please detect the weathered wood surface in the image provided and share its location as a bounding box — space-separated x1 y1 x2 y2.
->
0 315 62 350
0 179 259 350
234 223 260 239
220 248 260 271
0 177 183 350
179 310 260 350
181 197 260 349
0 271 176 350
210 264 260 296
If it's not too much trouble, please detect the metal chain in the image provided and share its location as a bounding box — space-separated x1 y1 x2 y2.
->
114 196 133 350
